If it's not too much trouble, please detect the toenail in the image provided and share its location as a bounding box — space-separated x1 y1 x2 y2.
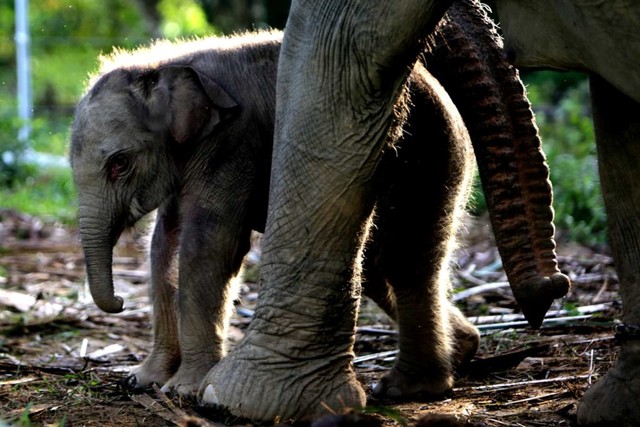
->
201 384 219 404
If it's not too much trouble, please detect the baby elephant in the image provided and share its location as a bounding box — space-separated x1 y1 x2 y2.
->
70 30 479 399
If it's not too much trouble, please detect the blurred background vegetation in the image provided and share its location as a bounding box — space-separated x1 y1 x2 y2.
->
0 0 605 246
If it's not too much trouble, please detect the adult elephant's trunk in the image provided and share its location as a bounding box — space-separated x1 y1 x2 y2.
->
77 202 125 313
423 0 570 328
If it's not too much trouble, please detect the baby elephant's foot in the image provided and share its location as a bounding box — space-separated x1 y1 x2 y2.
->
122 349 180 390
161 361 217 397
199 338 366 422
372 367 453 401
449 305 480 370
372 306 477 400
577 341 640 426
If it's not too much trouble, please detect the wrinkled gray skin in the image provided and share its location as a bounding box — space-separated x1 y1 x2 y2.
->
489 2 640 426
200 0 570 421
70 31 481 397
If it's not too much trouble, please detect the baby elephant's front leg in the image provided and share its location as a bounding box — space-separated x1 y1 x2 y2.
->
126 201 181 389
161 215 248 396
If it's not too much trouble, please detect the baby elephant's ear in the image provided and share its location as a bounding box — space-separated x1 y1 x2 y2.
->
151 66 239 144
197 72 239 112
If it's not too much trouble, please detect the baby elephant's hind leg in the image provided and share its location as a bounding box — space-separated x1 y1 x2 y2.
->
125 200 181 389
364 67 478 400
448 304 480 369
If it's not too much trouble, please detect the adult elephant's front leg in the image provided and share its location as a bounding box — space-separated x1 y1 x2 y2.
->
577 76 640 426
198 0 453 422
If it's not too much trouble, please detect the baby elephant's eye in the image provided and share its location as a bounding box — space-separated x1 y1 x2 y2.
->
107 153 130 181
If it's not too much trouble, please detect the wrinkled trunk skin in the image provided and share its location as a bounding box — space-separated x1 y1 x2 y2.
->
422 0 570 328
77 205 124 313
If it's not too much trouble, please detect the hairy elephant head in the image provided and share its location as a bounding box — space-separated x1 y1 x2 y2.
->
70 65 238 312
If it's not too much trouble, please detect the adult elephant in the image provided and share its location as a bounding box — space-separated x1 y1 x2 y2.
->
198 0 574 422
488 2 640 426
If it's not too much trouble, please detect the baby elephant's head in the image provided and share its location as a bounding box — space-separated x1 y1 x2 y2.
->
70 65 238 313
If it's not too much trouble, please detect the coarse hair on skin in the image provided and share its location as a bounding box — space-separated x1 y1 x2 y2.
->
83 28 283 94
386 76 412 152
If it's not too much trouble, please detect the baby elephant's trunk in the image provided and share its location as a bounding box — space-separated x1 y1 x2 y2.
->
78 209 125 313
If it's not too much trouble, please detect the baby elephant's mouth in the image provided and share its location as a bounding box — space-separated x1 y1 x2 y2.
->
126 198 149 228
126 213 140 228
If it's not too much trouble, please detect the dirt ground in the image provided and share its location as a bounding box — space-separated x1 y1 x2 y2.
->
0 208 622 426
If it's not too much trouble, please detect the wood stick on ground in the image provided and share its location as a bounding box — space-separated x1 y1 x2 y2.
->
130 393 185 425
588 349 595 385
453 374 591 394
468 304 610 324
353 350 399 364
557 254 613 266
356 326 398 335
152 383 184 415
476 314 594 331
501 390 572 406
457 271 506 288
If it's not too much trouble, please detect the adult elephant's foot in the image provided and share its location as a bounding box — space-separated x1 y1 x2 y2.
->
122 349 180 390
577 340 640 426
198 337 367 422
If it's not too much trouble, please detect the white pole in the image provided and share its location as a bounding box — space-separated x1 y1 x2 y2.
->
15 0 32 143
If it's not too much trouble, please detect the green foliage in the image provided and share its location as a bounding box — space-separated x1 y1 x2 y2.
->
0 108 75 223
29 115 72 156
0 2 16 60
523 70 588 105
18 403 34 427
0 163 76 223
362 406 408 427
468 173 487 216
562 301 581 317
29 0 149 47
528 74 607 246
469 71 606 246
159 0 215 38
0 114 28 186
26 2 153 109
0 402 66 427
32 46 102 106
